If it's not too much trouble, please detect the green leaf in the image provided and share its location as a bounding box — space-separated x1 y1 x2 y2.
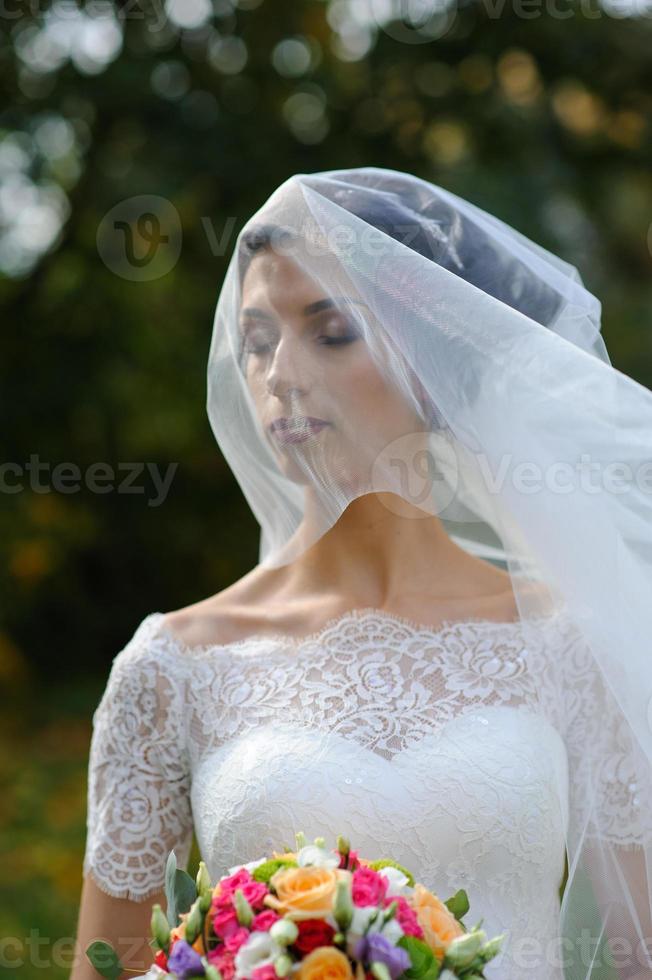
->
164 849 198 927
397 935 441 980
165 850 178 927
252 858 298 884
457 958 486 976
174 869 198 920
444 889 470 922
85 940 123 980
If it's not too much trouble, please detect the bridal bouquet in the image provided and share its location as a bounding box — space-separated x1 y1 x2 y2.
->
86 833 504 980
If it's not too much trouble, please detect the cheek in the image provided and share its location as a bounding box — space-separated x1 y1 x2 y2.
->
332 356 413 424
244 377 270 429
245 363 266 401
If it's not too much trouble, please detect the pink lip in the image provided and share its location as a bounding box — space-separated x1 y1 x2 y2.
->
269 417 330 444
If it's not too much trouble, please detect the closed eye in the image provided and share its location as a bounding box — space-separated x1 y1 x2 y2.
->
313 310 361 345
242 337 273 354
318 333 358 345
240 323 276 356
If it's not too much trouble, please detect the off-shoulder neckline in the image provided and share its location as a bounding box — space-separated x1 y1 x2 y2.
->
147 604 565 656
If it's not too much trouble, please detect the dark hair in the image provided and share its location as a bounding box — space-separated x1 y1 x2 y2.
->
237 175 562 329
238 223 296 287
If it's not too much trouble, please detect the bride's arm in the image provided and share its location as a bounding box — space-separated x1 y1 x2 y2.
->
74 617 194 978
71 876 166 979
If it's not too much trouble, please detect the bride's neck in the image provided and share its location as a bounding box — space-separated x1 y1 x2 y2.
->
280 493 484 607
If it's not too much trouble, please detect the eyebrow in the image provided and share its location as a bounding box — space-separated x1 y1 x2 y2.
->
240 296 367 321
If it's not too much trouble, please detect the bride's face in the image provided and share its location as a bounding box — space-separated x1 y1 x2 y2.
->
239 247 428 492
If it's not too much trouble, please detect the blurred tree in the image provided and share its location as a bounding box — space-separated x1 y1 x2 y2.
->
1 4 651 976
0 0 651 677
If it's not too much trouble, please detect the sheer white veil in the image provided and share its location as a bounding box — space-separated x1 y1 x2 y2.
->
207 167 652 979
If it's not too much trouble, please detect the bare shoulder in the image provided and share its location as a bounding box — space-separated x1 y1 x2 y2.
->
161 564 286 648
490 572 558 622
159 556 555 650
458 559 556 622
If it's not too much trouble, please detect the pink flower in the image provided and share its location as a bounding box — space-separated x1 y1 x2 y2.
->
224 927 251 954
389 896 424 939
212 869 269 911
251 965 277 980
213 906 240 939
217 869 254 899
252 909 280 931
207 948 236 980
352 867 388 907
238 879 269 910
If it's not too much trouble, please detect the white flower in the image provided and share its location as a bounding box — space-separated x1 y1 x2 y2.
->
130 969 169 980
345 906 404 959
297 844 340 868
379 865 413 897
346 906 377 957
225 857 267 876
235 931 282 978
379 918 404 945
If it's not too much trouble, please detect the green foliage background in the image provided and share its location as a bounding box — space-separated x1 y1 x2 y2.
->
1 0 651 975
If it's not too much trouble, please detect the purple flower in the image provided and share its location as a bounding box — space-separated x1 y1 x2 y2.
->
167 939 205 978
357 933 411 980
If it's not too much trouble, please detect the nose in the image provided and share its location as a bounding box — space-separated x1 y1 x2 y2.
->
265 334 308 399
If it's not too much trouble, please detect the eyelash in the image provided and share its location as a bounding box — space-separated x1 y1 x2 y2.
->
241 333 358 356
320 334 358 347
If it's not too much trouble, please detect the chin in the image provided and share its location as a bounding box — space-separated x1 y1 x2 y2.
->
275 457 315 487
274 455 357 494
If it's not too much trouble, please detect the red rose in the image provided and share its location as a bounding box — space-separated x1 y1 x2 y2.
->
338 849 360 871
294 919 336 955
154 949 168 970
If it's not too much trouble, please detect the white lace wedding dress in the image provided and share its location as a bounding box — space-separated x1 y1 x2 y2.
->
83 606 643 980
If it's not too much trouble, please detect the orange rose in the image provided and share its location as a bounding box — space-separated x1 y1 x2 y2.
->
297 946 354 980
411 884 465 961
264 866 348 920
169 919 205 955
272 850 298 861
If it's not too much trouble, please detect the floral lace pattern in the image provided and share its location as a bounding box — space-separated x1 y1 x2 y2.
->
190 710 568 980
83 604 650 974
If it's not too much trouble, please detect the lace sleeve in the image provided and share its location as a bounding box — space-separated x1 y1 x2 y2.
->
559 616 652 850
83 614 194 901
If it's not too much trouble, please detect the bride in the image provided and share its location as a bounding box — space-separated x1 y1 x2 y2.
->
73 168 652 980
